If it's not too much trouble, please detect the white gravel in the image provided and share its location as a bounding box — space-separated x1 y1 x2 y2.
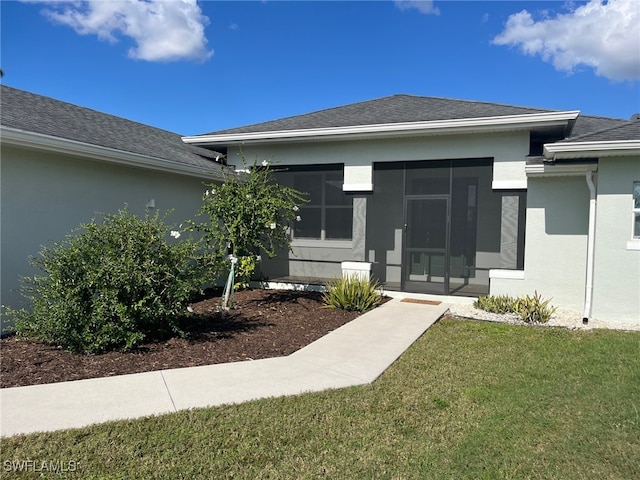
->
447 303 640 332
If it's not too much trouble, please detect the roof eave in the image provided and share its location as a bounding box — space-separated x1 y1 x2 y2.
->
543 140 640 160
526 161 598 177
1 127 226 181
183 111 580 147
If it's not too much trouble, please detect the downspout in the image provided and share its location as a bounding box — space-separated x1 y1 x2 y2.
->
583 171 597 324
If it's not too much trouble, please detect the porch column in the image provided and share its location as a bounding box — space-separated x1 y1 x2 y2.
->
352 195 367 261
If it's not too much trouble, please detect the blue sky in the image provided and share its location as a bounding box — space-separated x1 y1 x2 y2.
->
2 1 639 135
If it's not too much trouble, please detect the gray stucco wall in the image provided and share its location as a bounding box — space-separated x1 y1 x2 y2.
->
591 157 640 324
229 130 531 284
1 145 216 327
229 130 530 190
491 158 640 326
491 175 589 311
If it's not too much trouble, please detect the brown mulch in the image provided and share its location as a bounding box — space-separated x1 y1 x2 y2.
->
0 289 365 389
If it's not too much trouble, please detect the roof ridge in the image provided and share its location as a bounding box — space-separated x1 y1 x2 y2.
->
204 93 561 135
389 93 556 114
216 94 404 132
373 95 625 123
300 93 557 119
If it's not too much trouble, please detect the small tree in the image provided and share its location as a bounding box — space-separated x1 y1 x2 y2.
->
194 157 307 309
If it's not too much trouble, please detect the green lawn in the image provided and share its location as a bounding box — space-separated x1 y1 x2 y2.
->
2 318 639 479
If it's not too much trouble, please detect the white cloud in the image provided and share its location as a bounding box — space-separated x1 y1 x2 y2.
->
493 0 640 81
394 1 440 16
35 0 213 62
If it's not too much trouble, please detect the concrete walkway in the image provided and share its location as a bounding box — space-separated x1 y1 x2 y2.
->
0 299 449 437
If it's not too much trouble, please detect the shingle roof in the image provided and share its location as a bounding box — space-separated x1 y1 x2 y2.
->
204 94 557 135
1 85 223 170
561 119 640 143
568 115 629 138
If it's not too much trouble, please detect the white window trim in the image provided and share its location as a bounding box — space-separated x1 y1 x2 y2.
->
627 181 640 251
626 240 640 251
633 181 640 239
489 269 525 280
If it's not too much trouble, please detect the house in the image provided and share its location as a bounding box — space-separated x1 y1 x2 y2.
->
2 87 638 328
183 95 640 327
0 85 225 324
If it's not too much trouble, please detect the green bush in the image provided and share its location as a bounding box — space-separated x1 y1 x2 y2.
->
9 209 208 353
322 275 382 313
474 291 557 324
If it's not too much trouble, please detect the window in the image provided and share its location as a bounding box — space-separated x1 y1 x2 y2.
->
293 169 352 240
633 182 640 238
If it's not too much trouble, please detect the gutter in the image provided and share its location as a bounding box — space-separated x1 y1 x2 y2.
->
583 171 597 324
184 110 580 147
544 140 640 160
1 126 227 181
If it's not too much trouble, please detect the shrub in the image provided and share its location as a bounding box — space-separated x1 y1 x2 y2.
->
9 209 208 353
322 276 382 313
474 291 557 324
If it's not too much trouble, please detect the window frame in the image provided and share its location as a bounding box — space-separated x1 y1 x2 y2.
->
627 181 640 251
633 181 640 239
290 167 353 242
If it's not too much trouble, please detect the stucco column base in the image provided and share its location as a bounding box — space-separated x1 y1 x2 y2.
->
341 261 372 281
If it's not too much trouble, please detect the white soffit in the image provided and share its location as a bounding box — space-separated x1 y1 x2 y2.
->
183 111 580 146
1 127 225 180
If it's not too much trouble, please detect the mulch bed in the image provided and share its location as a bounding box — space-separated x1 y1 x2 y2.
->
0 289 364 389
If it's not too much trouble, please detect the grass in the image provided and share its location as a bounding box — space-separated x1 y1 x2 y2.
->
2 318 639 479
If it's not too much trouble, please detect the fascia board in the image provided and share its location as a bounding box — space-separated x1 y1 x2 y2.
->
1 127 225 181
183 111 580 146
544 140 640 159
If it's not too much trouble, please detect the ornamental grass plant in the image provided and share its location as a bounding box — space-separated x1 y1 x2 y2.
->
474 291 558 323
322 275 382 313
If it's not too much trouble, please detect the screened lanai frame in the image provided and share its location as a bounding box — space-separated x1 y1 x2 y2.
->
366 158 526 296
